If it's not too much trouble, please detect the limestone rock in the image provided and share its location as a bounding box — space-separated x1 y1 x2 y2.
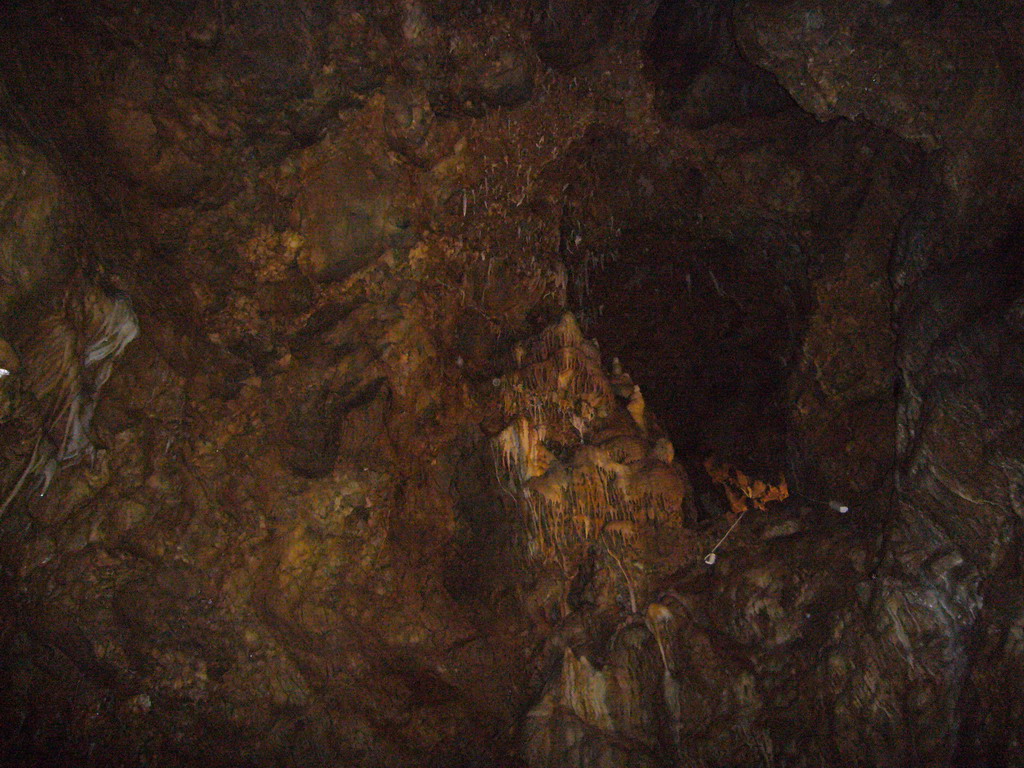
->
293 147 417 282
0 138 71 316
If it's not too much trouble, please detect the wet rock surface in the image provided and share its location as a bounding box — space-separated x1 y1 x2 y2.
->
0 1 1023 766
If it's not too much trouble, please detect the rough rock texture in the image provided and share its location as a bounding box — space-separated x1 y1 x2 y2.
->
292 143 418 281
0 138 72 315
1 1 1024 767
647 0 794 127
735 0 1024 220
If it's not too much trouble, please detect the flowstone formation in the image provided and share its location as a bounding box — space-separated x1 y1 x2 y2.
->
490 312 697 767
493 313 694 576
1 278 139 516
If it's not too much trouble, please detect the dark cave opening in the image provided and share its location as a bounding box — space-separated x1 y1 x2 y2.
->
548 105 927 534
565 222 802 476
554 126 810 514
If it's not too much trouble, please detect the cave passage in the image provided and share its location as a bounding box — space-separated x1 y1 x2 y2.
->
554 127 809 506
567 221 801 472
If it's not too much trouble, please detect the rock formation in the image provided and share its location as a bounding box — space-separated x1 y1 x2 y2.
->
0 1 1022 766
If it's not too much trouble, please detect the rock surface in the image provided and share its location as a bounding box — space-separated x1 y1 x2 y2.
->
0 139 71 315
1 1 1024 767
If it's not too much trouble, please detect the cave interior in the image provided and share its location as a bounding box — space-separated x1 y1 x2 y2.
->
1 0 1024 766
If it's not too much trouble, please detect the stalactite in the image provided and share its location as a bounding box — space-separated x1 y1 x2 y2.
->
491 313 694 572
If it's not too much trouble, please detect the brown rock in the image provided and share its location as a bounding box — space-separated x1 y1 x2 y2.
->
294 146 418 282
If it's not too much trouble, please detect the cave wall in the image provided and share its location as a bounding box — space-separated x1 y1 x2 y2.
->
1 0 1023 766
